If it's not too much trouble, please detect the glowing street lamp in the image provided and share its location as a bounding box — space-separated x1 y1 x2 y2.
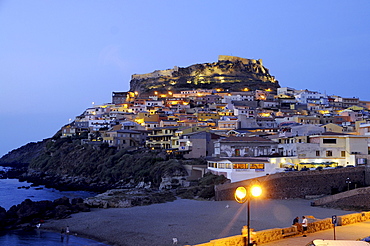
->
235 184 262 246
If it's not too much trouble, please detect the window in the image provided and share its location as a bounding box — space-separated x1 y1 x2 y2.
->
233 163 248 169
341 151 346 157
316 151 320 156
326 150 333 157
250 163 265 169
323 139 337 144
235 149 240 157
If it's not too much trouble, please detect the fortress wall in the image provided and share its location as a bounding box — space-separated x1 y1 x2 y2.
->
132 66 178 80
218 55 263 66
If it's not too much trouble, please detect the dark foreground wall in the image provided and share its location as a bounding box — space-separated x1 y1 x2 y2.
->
215 166 368 201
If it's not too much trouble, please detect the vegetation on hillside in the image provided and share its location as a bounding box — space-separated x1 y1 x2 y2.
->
0 141 47 166
28 137 205 189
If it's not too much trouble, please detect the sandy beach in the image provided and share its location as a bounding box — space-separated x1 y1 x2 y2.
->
41 198 356 246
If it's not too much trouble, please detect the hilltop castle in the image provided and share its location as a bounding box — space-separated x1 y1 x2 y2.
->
129 55 279 96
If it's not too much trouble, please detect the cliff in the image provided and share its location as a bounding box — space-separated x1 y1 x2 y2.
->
130 55 280 96
0 140 47 166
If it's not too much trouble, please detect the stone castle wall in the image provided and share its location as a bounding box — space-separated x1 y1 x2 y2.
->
131 66 179 80
218 55 263 66
131 56 265 80
129 56 280 95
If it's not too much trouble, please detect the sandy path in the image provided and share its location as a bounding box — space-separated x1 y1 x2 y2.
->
41 198 355 246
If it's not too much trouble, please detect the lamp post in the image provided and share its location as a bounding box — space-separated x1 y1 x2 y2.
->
235 185 262 246
345 177 351 191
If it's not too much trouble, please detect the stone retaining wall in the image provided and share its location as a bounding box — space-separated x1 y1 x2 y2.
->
313 187 370 206
215 167 367 201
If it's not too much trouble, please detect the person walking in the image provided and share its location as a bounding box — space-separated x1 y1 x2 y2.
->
302 216 308 237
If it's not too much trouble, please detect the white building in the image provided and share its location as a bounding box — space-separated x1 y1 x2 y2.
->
207 157 282 183
294 90 328 105
273 133 370 169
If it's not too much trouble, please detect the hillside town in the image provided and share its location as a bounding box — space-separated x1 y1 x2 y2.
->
60 85 370 183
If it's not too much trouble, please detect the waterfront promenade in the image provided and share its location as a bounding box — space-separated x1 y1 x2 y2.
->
42 198 363 246
260 221 370 245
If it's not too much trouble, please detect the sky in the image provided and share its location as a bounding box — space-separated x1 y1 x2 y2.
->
1 1 370 157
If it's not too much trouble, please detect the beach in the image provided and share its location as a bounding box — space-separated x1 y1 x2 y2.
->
41 198 356 246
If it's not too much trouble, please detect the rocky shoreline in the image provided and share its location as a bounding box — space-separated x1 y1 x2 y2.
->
0 187 178 232
0 197 90 231
19 170 114 193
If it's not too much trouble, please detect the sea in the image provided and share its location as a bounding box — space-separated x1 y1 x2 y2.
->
0 167 109 245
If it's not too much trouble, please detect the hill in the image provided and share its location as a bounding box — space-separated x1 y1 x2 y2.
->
130 55 279 96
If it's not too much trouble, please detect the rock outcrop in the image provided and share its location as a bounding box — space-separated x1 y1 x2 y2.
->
84 189 176 208
130 55 280 96
0 197 90 230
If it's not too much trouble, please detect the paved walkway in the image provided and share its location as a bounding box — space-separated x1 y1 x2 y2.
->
260 221 370 245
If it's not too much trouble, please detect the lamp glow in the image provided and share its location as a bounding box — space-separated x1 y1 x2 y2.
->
250 185 262 198
235 187 247 203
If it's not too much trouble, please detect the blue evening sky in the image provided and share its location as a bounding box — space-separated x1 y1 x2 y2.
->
1 1 370 156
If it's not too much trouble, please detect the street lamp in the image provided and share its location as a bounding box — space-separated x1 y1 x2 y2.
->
345 178 351 191
235 184 262 246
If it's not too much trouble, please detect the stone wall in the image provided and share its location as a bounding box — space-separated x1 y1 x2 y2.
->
215 166 367 201
218 55 262 66
131 66 178 80
313 187 370 206
188 235 244 246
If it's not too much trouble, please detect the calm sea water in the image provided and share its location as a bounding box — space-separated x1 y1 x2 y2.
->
0 170 108 245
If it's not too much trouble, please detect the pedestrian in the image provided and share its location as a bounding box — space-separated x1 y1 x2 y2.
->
66 226 70 234
60 228 65 242
292 216 299 225
302 216 308 237
292 216 302 233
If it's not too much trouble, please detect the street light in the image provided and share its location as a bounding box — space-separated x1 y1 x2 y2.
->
345 178 351 191
235 184 262 246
